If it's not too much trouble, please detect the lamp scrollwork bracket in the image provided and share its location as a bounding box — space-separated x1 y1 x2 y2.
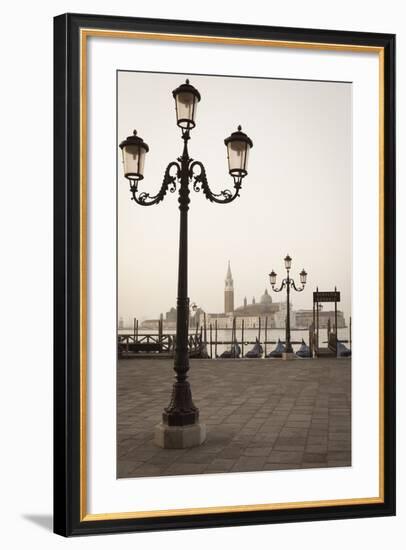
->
129 161 180 206
189 160 240 204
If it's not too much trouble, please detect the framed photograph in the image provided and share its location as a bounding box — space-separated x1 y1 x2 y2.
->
54 13 395 536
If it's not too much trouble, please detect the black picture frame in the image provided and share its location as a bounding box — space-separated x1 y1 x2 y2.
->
54 12 396 536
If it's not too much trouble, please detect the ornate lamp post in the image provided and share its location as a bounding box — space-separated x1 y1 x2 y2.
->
120 79 253 448
269 255 307 358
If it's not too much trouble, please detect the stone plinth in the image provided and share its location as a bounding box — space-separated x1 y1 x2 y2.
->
154 422 206 449
282 352 296 360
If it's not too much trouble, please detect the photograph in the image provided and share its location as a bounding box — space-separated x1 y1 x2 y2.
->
116 70 352 479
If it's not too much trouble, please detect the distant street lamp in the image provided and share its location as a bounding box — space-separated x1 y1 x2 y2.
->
120 79 253 448
269 255 307 356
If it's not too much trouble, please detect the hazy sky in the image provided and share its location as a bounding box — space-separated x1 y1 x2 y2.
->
117 71 352 323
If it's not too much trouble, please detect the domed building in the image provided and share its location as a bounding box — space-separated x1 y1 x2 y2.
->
200 262 283 329
233 288 280 328
260 288 272 305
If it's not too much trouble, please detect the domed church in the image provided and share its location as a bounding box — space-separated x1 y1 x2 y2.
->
202 262 282 329
233 288 280 327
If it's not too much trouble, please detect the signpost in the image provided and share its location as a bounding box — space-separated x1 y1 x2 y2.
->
313 287 340 356
313 291 340 303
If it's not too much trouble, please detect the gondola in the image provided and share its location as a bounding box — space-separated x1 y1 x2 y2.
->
266 338 285 358
245 338 263 358
220 343 241 358
296 338 311 358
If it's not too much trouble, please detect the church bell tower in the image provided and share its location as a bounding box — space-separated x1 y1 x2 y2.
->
224 261 234 314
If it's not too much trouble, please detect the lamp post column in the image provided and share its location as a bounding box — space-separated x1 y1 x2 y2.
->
285 271 293 354
161 133 200 429
174 136 191 385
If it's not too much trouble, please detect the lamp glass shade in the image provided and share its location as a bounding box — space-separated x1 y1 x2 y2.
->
174 91 199 129
122 144 147 181
119 130 149 181
284 255 292 270
300 269 307 285
172 80 201 130
224 126 253 179
226 140 250 177
269 271 277 285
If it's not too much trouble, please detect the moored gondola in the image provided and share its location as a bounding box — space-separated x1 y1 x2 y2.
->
296 338 311 358
245 338 263 358
266 338 285 358
220 343 241 358
337 341 351 357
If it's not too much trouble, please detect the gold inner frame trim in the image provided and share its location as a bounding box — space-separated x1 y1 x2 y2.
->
79 27 385 522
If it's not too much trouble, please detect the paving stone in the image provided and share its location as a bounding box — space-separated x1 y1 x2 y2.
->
265 463 302 471
164 463 208 475
328 440 351 451
268 451 304 463
300 462 328 469
274 441 307 451
303 452 328 463
116 461 144 477
285 421 312 428
288 414 313 422
307 436 328 445
231 456 267 472
204 458 236 472
243 446 273 457
329 432 350 441
327 451 352 461
131 464 165 477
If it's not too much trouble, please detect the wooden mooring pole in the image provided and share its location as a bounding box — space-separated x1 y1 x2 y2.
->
209 323 213 358
158 317 163 343
349 316 352 351
241 319 245 357
264 316 268 356
215 319 218 358
232 317 236 357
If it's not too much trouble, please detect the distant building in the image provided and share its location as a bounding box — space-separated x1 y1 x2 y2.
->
224 261 234 314
274 301 296 330
140 305 204 331
165 307 177 322
200 262 281 329
295 309 346 329
140 319 161 330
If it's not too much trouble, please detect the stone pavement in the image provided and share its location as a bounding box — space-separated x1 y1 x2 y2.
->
117 358 351 478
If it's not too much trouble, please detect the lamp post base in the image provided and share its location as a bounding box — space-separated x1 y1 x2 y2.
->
154 422 206 449
282 352 296 361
